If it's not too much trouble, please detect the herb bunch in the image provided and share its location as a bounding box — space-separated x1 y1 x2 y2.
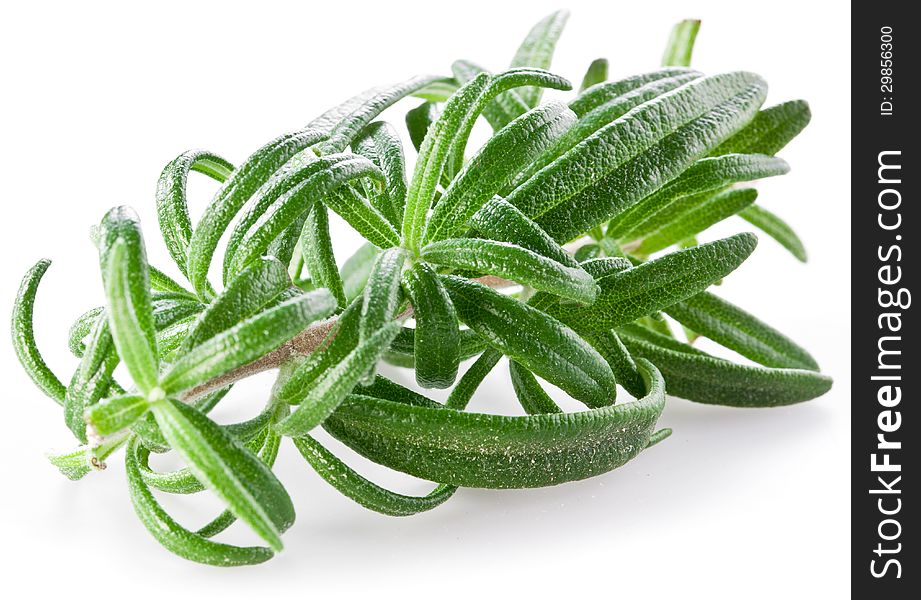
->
11 12 832 566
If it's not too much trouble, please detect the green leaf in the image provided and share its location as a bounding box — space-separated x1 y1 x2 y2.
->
125 437 275 565
11 259 66 404
359 248 407 382
579 58 609 92
620 331 832 407
151 399 294 551
225 153 391 278
662 19 701 67
423 101 576 245
517 69 701 189
340 242 380 301
316 75 452 154
738 204 807 262
423 238 597 304
711 100 811 156
182 257 291 353
98 207 158 395
664 291 819 370
583 330 647 398
442 275 616 407
401 262 460 389
353 121 408 227
274 321 402 436
509 361 562 414
384 326 486 369
609 153 788 241
507 71 767 241
634 187 759 254
160 290 336 395
300 203 347 308
85 393 149 436
187 128 325 298
323 186 401 250
509 9 570 107
444 349 502 410
402 72 491 250
323 360 664 488
548 233 757 331
469 197 579 268
64 314 120 442
405 102 440 152
294 435 456 516
156 150 233 279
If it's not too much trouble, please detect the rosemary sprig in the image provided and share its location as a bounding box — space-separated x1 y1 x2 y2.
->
10 11 832 566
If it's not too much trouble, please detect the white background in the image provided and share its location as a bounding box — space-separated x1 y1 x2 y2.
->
0 1 850 597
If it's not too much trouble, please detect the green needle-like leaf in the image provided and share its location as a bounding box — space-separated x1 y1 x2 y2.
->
423 238 598 304
156 150 233 279
507 71 767 241
664 291 819 370
401 262 460 389
359 248 407 382
160 290 336 395
182 257 291 353
274 321 402 436
548 233 757 331
634 187 759 254
324 361 664 488
662 19 701 67
187 128 325 298
340 242 381 301
469 197 579 268
300 203 347 309
579 58 609 92
11 259 66 404
85 393 149 436
620 331 832 407
509 9 570 107
423 101 576 245
442 275 616 407
509 361 562 414
712 100 811 156
583 329 647 399
99 207 159 395
738 204 808 262
294 435 456 516
353 121 409 227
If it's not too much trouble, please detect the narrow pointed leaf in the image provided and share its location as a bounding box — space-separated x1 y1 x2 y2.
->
664 291 819 370
620 332 832 407
583 330 647 398
323 360 664 488
182 257 291 352
294 435 456 516
738 204 807 261
99 208 158 395
340 242 380 302
548 233 757 331
402 263 460 389
509 9 570 107
405 102 440 152
274 321 402 436
11 259 66 403
662 19 701 67
151 399 294 551
711 100 811 156
509 361 562 414
300 203 347 308
187 128 325 298
359 248 406 382
507 72 767 241
609 153 788 240
635 187 759 254
160 290 336 394
85 394 149 436
353 121 408 226
469 197 579 267
424 238 597 304
423 101 576 245
579 58 608 92
156 150 233 278
442 275 616 407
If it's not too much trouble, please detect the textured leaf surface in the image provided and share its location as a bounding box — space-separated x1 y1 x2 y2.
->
11 259 65 403
738 204 807 262
324 361 664 488
401 263 460 389
509 9 570 107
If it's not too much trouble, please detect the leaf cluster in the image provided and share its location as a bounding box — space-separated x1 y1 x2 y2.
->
11 12 830 565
